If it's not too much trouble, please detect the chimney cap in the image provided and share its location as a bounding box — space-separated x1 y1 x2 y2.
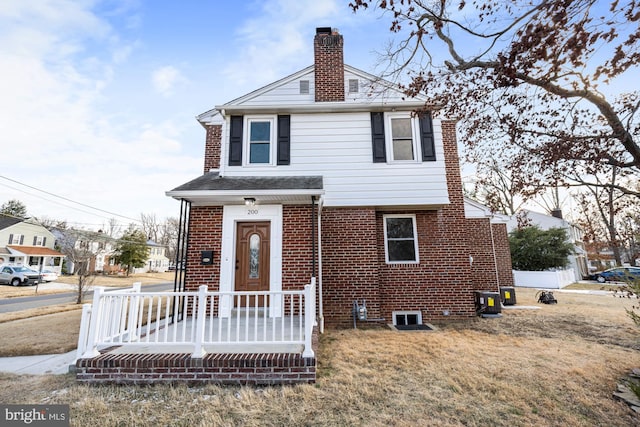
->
316 27 333 35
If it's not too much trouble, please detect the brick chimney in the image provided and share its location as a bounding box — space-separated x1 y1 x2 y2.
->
314 27 344 102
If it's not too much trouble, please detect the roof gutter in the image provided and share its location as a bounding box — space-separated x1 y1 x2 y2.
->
214 101 441 115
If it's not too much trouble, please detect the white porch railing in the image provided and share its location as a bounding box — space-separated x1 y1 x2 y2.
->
77 279 316 360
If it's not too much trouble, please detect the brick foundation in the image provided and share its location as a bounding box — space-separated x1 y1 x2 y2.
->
76 329 318 385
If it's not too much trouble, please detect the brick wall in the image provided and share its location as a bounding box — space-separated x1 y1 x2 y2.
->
314 29 345 103
321 208 380 327
76 329 319 386
282 205 315 290
184 206 223 292
493 223 514 287
76 352 316 385
466 217 500 291
203 124 222 174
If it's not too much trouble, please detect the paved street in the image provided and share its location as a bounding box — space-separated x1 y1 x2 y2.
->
0 282 173 313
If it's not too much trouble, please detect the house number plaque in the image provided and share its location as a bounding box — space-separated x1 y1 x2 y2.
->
247 209 259 215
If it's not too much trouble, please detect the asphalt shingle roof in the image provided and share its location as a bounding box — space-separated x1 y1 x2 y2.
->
170 172 323 192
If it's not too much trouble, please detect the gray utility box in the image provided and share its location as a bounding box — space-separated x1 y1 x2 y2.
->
500 286 516 306
475 291 502 315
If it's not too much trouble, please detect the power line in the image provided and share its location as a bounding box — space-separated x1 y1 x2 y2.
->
0 174 141 223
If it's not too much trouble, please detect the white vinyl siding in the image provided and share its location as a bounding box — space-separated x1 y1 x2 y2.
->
230 67 414 106
223 112 449 208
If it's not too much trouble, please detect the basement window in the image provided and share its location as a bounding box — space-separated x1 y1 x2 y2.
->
393 311 422 326
393 311 433 331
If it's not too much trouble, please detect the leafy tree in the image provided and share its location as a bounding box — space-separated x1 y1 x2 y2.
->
509 226 574 271
113 228 149 276
0 199 27 218
350 0 640 197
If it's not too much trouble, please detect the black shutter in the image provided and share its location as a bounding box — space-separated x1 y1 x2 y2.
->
419 113 436 161
8 234 13 244
33 236 37 246
277 115 291 165
228 115 244 166
43 237 47 247
19 235 24 245
371 112 386 163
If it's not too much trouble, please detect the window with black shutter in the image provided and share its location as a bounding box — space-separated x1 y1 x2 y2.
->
228 115 244 166
277 115 290 165
371 112 386 163
419 113 436 162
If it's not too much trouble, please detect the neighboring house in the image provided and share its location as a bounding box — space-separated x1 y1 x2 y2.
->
0 214 65 274
52 228 120 274
166 27 513 329
507 209 589 279
132 240 170 273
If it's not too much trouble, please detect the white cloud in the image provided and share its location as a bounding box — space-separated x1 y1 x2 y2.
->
151 66 187 97
0 1 200 227
222 0 343 86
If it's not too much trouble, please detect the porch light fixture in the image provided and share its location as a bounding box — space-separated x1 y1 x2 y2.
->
244 197 256 207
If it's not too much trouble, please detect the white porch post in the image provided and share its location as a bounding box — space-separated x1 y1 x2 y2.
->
302 281 315 358
80 286 105 358
192 285 208 358
76 303 92 360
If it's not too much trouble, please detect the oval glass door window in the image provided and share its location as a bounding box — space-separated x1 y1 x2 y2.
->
249 234 260 278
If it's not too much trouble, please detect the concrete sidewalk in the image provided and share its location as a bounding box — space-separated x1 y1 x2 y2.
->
0 350 76 375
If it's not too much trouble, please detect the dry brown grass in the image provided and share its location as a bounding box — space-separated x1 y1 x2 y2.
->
0 271 175 298
0 308 82 356
0 287 639 426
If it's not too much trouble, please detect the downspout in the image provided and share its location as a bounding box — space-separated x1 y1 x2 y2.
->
489 215 501 292
311 196 316 277
317 196 324 333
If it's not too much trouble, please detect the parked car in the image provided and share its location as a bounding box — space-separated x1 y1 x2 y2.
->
0 265 41 286
40 269 58 282
590 267 640 283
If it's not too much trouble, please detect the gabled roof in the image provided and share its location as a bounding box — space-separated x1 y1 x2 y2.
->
196 63 432 122
0 214 23 231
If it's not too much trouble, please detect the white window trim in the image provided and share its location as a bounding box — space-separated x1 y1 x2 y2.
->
383 214 419 264
384 112 420 164
9 234 23 245
243 115 277 166
392 310 423 326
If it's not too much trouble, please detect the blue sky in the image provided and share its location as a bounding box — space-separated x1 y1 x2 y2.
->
0 1 633 229
0 0 394 229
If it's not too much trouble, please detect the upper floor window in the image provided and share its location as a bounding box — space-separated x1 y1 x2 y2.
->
371 112 436 164
383 214 419 264
33 236 47 246
388 115 417 162
229 115 290 167
348 79 359 93
247 117 275 165
8 234 24 245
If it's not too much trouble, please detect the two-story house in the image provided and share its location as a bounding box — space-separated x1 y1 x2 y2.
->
75 27 513 386
132 239 170 273
166 27 513 329
0 214 65 274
